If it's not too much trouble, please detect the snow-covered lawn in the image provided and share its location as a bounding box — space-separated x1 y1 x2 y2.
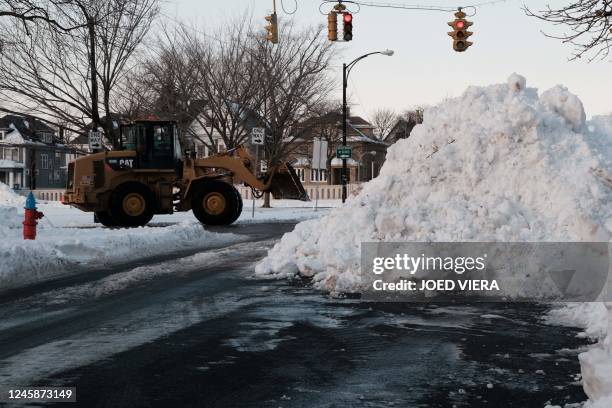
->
37 198 337 228
0 185 332 292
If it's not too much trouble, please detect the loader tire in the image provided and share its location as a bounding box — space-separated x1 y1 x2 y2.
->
110 183 155 227
95 211 118 227
191 180 242 226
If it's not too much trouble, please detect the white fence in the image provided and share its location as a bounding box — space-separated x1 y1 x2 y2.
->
17 184 361 203
18 189 64 202
237 184 360 201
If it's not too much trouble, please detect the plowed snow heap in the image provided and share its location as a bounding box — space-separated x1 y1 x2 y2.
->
256 74 612 293
0 182 25 233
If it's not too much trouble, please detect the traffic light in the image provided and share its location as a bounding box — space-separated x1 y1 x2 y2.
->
343 12 353 41
265 13 278 44
447 10 473 52
328 12 337 41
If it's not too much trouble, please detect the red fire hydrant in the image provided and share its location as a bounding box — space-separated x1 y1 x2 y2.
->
23 192 44 240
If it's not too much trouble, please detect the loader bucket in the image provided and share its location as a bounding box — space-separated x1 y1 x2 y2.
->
269 163 310 201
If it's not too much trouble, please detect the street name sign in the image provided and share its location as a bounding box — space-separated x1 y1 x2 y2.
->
336 146 352 159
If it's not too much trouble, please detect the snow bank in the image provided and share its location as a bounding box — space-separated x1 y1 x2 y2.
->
545 303 609 340
0 221 243 290
255 75 612 405
256 74 612 291
0 183 244 290
0 183 25 233
0 182 25 207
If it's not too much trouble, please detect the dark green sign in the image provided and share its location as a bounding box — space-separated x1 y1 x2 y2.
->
336 146 352 159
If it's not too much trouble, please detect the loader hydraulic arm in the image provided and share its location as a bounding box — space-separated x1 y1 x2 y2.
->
187 146 309 201
191 146 273 191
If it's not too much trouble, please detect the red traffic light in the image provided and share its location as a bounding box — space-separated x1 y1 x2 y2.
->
455 20 465 29
343 13 352 23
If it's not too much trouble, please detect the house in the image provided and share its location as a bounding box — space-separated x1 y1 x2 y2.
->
290 114 388 186
0 114 72 190
186 117 227 158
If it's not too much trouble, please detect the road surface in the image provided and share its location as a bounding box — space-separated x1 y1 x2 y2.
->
0 221 590 407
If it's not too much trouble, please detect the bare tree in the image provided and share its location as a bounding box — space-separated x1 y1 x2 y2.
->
525 1 612 60
0 0 158 148
370 108 397 140
127 16 267 155
97 0 158 141
188 16 265 154
117 24 206 149
254 23 335 207
0 0 86 32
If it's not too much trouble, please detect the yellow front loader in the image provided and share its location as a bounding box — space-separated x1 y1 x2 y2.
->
63 120 308 227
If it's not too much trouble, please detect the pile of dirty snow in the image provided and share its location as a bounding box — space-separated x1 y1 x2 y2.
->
255 74 612 407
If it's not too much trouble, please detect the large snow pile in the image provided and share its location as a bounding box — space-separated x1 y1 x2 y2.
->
256 74 612 291
256 74 612 406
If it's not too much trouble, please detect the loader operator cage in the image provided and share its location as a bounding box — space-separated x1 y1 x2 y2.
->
120 121 183 169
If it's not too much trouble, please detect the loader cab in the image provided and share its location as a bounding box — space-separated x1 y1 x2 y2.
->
120 120 183 170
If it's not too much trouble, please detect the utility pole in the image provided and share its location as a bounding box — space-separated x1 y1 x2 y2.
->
342 62 348 203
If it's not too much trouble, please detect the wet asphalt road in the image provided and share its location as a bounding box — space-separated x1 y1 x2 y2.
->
0 221 590 408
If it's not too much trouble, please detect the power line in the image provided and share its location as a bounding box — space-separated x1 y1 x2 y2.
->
321 0 510 15
352 2 455 12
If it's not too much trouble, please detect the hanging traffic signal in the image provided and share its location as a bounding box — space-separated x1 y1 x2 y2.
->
265 13 278 44
328 11 337 41
343 12 353 41
447 10 473 52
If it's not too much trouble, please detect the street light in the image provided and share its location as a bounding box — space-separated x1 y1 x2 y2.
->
341 50 394 203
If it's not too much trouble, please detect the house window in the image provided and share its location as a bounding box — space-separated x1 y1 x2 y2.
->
217 140 226 152
0 131 5 141
40 133 53 143
41 154 48 169
196 144 207 158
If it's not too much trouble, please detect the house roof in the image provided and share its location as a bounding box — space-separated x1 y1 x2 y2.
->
0 114 55 141
348 116 374 128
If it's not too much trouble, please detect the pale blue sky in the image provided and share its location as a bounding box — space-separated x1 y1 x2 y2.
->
162 0 611 119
